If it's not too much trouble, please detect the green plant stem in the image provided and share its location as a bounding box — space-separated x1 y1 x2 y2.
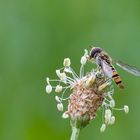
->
70 127 80 140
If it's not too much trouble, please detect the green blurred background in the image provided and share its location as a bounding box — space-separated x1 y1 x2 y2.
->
0 0 140 140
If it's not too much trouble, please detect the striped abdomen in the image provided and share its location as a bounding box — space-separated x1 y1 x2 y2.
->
111 65 124 89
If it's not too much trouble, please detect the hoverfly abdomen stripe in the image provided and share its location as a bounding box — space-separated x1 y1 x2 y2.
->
114 76 122 85
112 73 119 78
112 71 118 77
116 80 122 84
112 69 124 88
114 76 121 82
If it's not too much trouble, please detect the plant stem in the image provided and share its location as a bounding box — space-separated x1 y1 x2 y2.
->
70 127 80 140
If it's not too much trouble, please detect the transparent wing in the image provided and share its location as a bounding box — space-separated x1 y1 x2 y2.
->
115 60 140 76
101 60 113 78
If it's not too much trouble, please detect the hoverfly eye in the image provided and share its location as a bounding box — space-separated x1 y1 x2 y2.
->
90 50 95 58
90 47 102 58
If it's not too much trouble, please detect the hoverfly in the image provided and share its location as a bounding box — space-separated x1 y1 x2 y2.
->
89 46 140 89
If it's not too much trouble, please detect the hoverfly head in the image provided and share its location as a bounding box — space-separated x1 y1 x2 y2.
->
89 46 102 59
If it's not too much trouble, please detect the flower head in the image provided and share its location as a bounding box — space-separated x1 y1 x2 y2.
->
45 49 129 134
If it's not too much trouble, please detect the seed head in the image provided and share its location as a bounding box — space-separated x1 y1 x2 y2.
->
46 49 129 133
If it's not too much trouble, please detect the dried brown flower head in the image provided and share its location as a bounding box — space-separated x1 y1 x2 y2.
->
45 49 129 139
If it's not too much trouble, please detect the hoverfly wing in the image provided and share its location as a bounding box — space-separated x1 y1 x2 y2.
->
101 60 113 78
115 60 140 76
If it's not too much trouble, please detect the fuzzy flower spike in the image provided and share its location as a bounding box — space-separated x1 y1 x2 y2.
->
46 49 129 140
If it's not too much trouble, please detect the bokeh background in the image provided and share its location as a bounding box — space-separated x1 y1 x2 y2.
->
0 0 140 140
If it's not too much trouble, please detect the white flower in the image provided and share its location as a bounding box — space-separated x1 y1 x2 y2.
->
124 105 129 114
55 85 63 92
63 58 71 67
57 103 63 111
62 112 69 119
46 84 52 94
110 116 115 125
100 123 106 132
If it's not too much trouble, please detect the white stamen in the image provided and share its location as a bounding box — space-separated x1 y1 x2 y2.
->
102 101 107 107
84 49 88 56
124 105 129 114
110 116 115 125
57 103 63 112
56 70 67 82
105 109 112 116
62 112 69 119
63 58 71 67
55 96 61 102
46 84 52 94
80 56 87 65
100 123 106 132
55 85 63 92
110 99 115 108
69 67 79 78
105 109 112 124
64 67 72 73
60 73 67 83
46 77 50 84
56 70 61 78
108 94 113 99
